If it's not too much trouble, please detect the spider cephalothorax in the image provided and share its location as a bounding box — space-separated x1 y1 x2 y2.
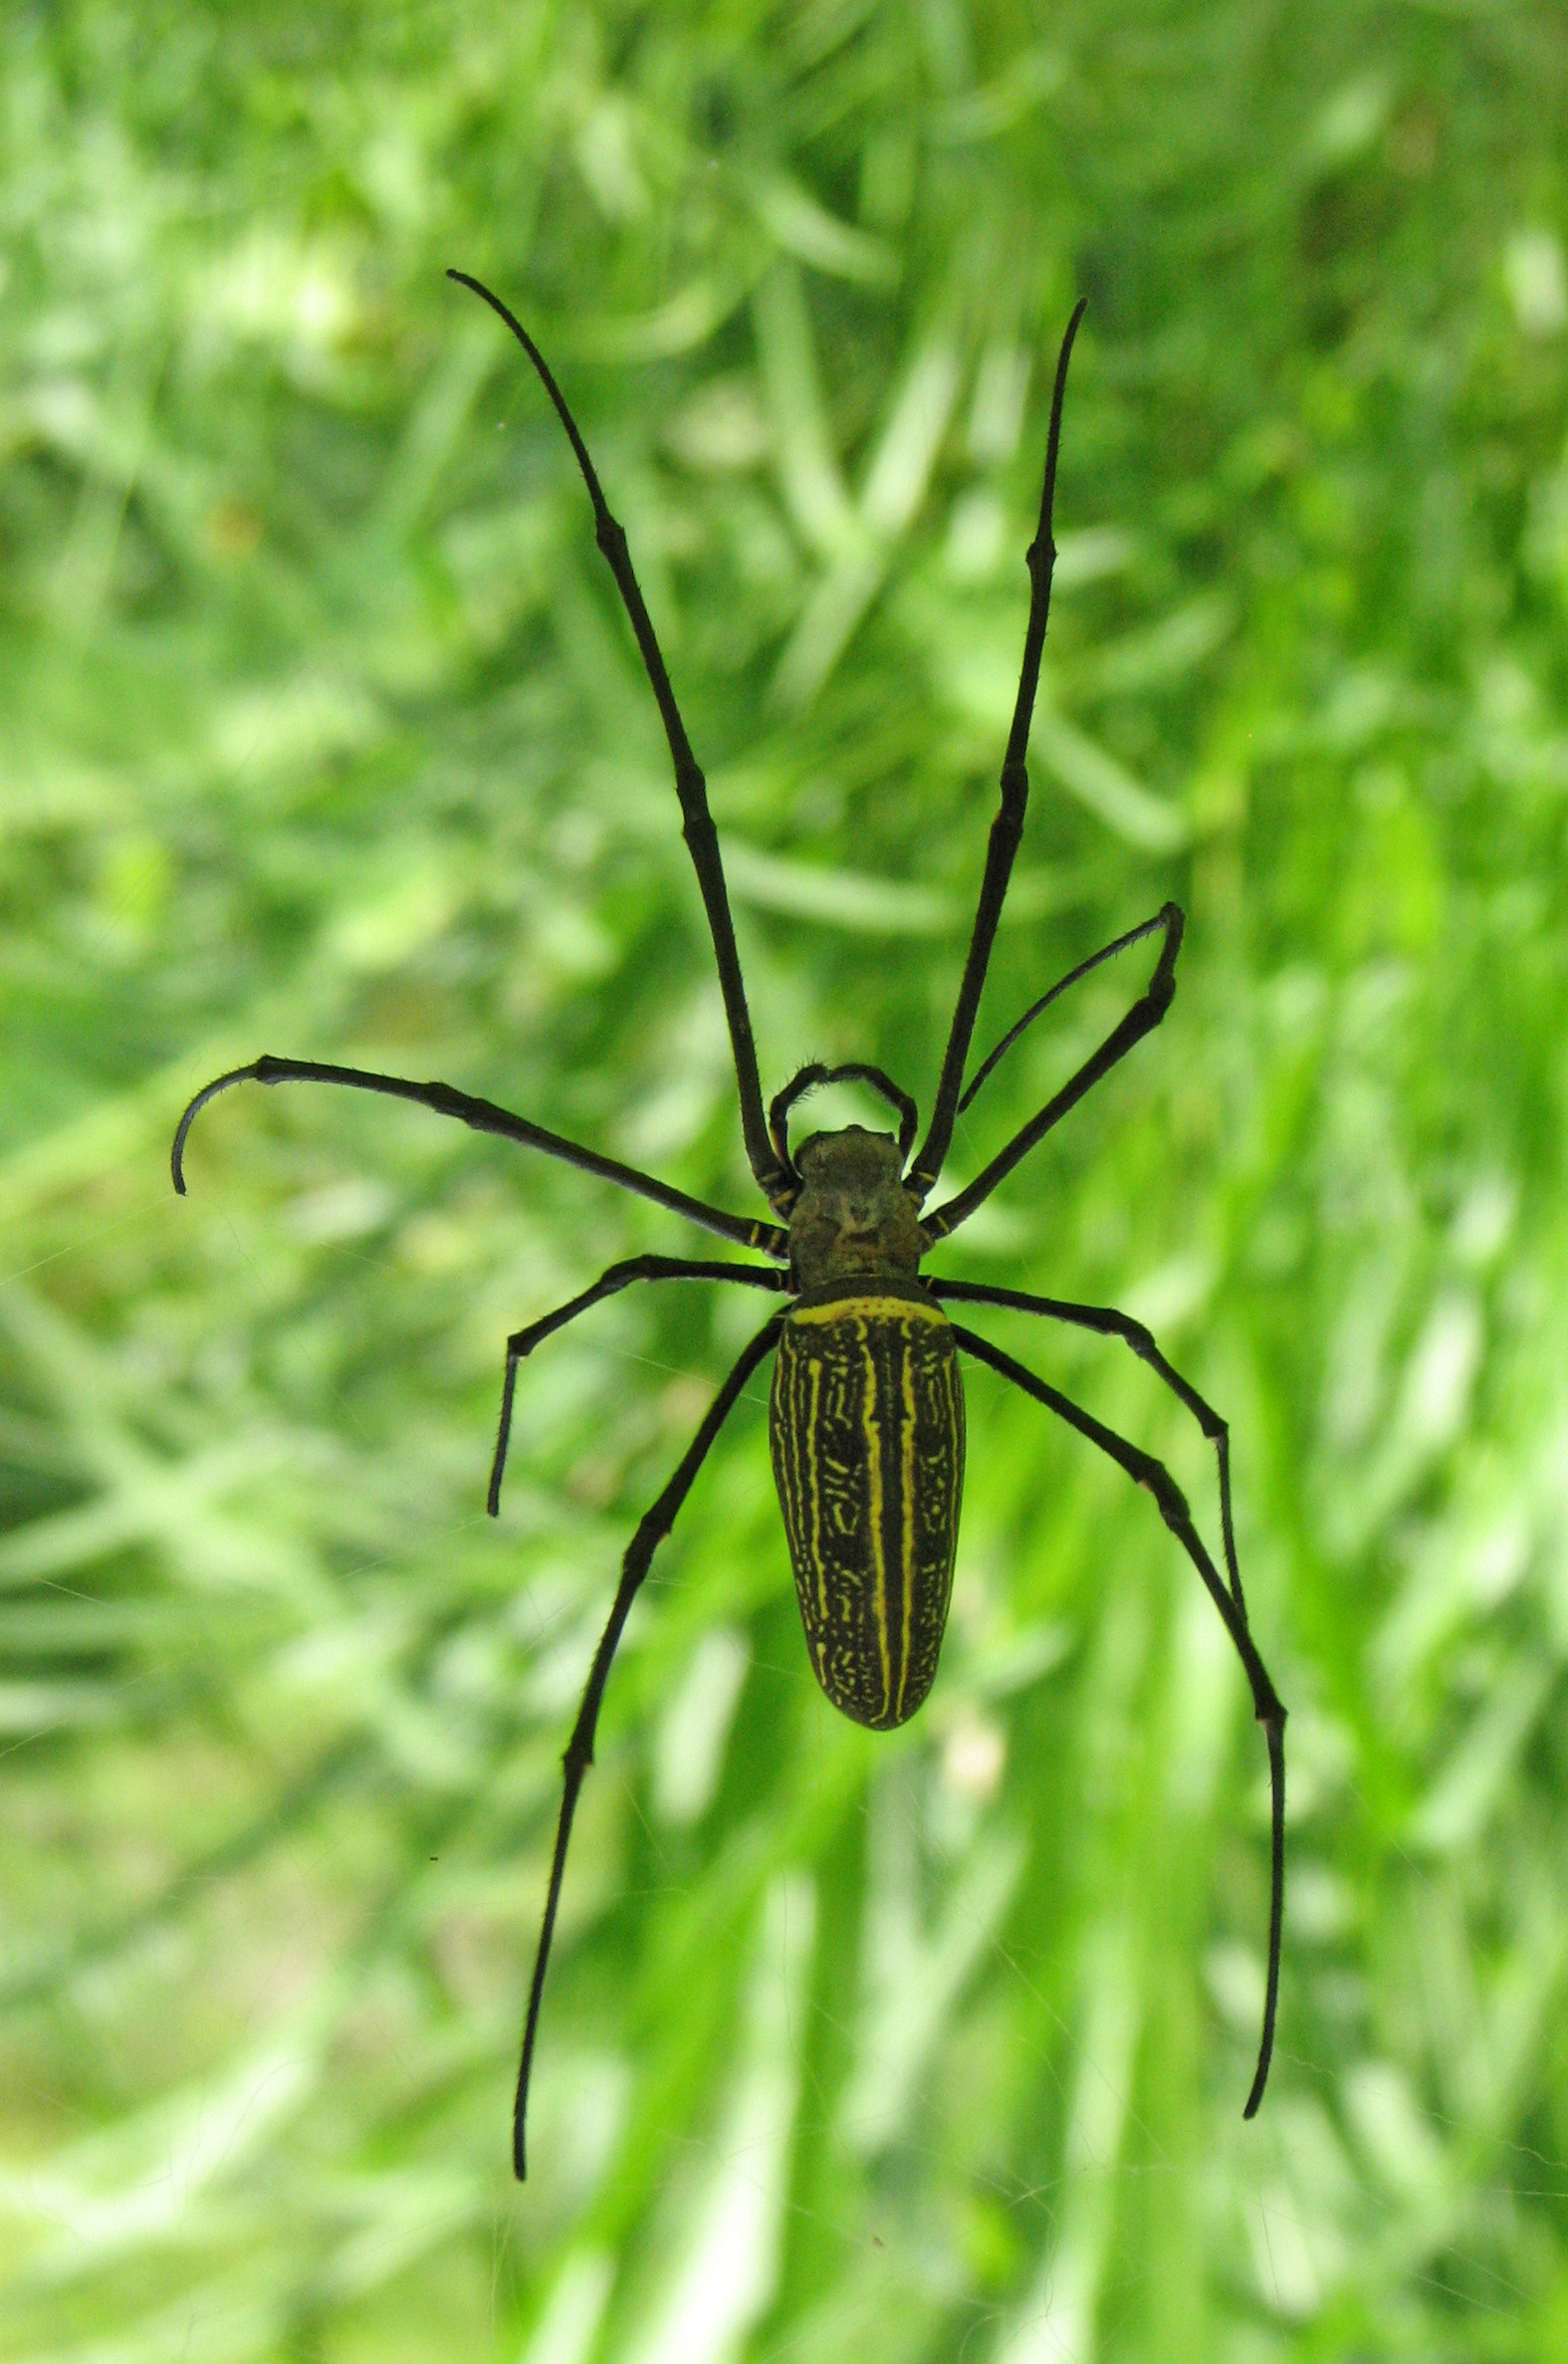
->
173 272 1285 2182
784 1125 925 1293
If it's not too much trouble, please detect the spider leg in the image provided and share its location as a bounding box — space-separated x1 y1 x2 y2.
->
448 271 791 1209
171 1057 786 1259
513 1309 784 2180
950 1320 1284 2119
921 904 1183 1244
930 1276 1245 1620
907 299 1087 1202
957 903 1182 1117
489 1255 788 1514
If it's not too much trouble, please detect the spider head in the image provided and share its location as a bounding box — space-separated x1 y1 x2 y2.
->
785 1125 924 1294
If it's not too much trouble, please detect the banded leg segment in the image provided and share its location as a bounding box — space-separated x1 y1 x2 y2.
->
448 271 790 1207
923 904 1183 1243
489 1256 788 1514
512 1311 785 2180
908 300 1087 1202
930 1275 1244 1620
170 1056 787 1259
951 1321 1284 2119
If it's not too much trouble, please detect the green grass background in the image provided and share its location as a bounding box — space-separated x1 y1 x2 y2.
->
4 2 1568 2356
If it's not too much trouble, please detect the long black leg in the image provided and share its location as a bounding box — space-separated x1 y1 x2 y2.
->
489 1255 788 1514
922 904 1183 1244
171 1057 787 1260
930 1276 1245 1621
907 299 1087 1203
448 271 791 1209
513 1310 784 2179
950 1321 1284 2119
958 903 1183 1117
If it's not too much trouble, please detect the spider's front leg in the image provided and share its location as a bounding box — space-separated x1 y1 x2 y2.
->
448 272 794 1209
171 1056 789 1253
921 902 1184 1242
909 299 1087 1198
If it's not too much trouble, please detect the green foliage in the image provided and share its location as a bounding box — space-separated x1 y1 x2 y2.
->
3 1 1568 2355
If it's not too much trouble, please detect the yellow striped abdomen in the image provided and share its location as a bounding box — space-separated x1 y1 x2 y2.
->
769 1288 965 1730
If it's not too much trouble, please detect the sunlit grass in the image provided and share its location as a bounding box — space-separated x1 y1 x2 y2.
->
3 3 1568 2358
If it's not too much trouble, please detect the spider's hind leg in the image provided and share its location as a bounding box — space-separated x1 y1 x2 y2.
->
950 1319 1285 2119
929 1274 1245 1620
511 1310 784 2179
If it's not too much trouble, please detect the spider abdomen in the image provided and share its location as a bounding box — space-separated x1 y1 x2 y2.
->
769 1286 965 1731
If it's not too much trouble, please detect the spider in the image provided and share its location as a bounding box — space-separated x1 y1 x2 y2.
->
173 271 1285 2181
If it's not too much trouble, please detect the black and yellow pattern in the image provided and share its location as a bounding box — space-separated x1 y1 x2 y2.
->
769 1289 965 1730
